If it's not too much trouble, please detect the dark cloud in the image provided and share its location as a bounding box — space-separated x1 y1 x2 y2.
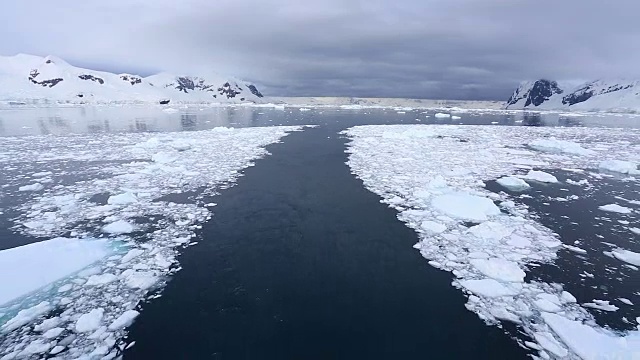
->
2 0 639 100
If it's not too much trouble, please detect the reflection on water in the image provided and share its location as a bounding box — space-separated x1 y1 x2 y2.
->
0 106 638 136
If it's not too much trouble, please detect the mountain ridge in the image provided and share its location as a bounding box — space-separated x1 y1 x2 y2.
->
0 54 264 105
505 79 640 112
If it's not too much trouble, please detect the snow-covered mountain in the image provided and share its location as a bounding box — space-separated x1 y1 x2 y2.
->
0 54 264 105
505 79 640 112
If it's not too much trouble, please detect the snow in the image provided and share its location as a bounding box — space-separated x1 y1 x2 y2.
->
598 204 633 214
102 220 135 234
529 138 595 156
75 308 104 333
599 160 640 175
18 183 44 191
108 310 139 331
343 124 640 359
522 170 559 183
431 193 501 222
0 125 305 358
0 237 111 306
496 176 530 191
611 249 640 266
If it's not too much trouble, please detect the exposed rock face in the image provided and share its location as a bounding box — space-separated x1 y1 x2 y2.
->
505 78 640 111
506 79 563 107
120 75 142 85
78 74 104 84
28 69 63 88
247 85 263 98
561 82 634 106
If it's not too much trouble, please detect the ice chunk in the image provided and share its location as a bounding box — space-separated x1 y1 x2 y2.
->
496 176 530 191
534 331 568 357
42 327 64 339
523 170 559 183
121 249 144 263
1 302 52 332
563 244 587 254
611 249 640 266
75 308 104 333
85 273 118 286
630 227 640 235
599 160 639 175
420 221 447 234
529 138 595 156
107 192 138 205
0 238 110 305
122 271 158 290
451 115 462 120
598 204 632 214
459 279 518 297
431 193 500 222
102 220 135 234
18 183 44 192
108 310 140 330
469 258 525 282
584 300 619 312
543 312 640 360
18 340 51 356
434 113 451 118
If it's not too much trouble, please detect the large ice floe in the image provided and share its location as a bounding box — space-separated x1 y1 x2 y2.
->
343 124 640 359
0 125 304 359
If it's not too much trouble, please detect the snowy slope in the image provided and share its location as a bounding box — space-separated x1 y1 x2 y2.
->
505 79 640 112
0 54 264 105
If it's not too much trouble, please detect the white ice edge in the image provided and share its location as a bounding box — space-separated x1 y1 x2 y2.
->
342 124 640 359
0 125 306 359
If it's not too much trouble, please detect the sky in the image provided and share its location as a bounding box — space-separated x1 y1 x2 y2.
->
1 0 639 100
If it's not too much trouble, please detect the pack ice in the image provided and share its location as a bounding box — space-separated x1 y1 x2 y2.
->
0 125 304 359
343 124 640 359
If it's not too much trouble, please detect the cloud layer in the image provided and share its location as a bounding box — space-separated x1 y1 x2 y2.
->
2 0 639 100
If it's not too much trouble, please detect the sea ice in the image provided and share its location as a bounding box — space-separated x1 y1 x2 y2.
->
434 113 451 118
458 279 518 298
431 193 500 222
598 204 633 214
343 124 640 358
599 160 639 175
107 192 138 205
529 138 595 156
75 308 104 333
469 258 526 282
108 310 140 331
0 237 110 306
611 249 640 266
496 176 530 191
102 220 135 234
523 170 559 183
18 183 44 192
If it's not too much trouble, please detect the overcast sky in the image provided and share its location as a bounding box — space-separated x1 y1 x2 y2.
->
1 0 639 100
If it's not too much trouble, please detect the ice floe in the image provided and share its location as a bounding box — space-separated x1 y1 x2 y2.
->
0 125 304 358
598 204 633 214
599 160 640 175
343 124 640 358
496 176 530 191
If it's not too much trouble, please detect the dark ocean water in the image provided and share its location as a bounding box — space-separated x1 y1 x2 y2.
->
0 106 638 359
